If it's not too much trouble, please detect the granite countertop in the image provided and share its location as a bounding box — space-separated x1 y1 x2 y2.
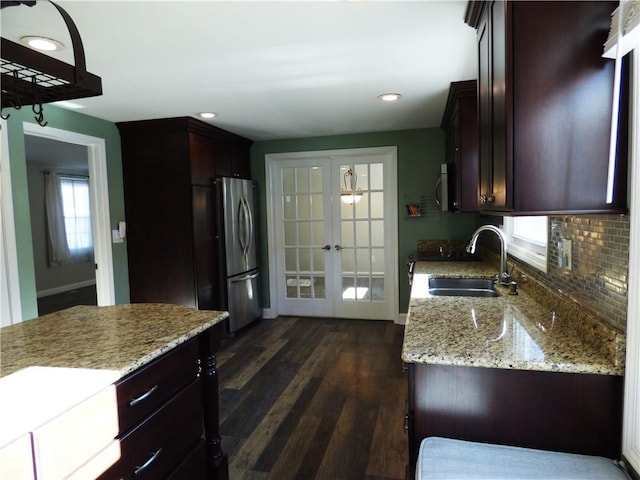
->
402 261 624 376
0 303 228 379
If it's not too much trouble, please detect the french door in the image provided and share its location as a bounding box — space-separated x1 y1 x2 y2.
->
266 147 397 321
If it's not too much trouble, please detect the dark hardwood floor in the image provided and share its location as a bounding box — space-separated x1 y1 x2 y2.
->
37 285 97 316
218 316 407 480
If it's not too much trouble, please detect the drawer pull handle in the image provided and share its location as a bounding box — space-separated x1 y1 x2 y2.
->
129 385 158 407
134 448 162 475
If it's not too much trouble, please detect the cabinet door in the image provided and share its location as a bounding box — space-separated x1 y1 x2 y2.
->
121 130 196 307
489 0 510 210
457 95 479 212
189 133 215 185
192 186 218 311
477 6 493 209
477 1 511 212
511 0 623 213
234 147 251 179
214 142 251 179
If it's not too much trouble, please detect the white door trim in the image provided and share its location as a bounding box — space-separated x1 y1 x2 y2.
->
622 47 640 476
22 123 115 308
265 146 398 321
1 119 22 326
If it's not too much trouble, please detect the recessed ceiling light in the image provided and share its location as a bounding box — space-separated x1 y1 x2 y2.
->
20 36 65 52
378 93 402 102
198 112 217 119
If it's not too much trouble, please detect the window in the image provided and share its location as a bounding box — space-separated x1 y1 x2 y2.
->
59 175 93 255
503 216 548 272
45 171 93 266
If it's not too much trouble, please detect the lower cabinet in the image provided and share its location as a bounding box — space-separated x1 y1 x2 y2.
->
97 380 203 480
98 325 227 480
407 363 624 475
167 441 208 480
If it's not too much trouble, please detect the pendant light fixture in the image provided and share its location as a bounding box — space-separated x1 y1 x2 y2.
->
340 165 363 204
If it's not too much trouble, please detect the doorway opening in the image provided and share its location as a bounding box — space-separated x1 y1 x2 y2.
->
266 146 398 321
25 135 98 315
2 122 115 326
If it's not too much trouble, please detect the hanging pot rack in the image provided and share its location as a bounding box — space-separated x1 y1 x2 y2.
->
1 0 103 125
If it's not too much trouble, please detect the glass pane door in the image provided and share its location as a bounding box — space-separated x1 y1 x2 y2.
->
282 165 326 300
334 161 391 319
270 147 397 321
339 163 385 301
275 159 334 317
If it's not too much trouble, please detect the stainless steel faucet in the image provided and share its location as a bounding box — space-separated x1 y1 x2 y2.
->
466 225 510 285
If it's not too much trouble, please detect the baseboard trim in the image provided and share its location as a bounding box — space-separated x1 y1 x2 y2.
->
262 308 277 319
261 309 406 323
37 280 96 299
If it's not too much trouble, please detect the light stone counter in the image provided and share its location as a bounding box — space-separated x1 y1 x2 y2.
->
0 303 228 378
402 261 624 376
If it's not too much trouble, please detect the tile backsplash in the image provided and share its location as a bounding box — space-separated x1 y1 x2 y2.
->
512 214 629 331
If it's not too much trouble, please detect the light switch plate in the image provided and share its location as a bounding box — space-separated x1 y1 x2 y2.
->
112 229 123 244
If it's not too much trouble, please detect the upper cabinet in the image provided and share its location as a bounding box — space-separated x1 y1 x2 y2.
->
465 0 628 215
441 80 479 212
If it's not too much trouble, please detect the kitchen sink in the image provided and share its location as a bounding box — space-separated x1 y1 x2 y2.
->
428 277 499 297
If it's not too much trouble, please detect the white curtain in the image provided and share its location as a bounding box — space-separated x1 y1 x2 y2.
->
59 175 93 263
44 170 71 267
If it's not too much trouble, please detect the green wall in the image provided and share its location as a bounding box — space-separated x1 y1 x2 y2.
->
5 105 129 320
250 128 478 315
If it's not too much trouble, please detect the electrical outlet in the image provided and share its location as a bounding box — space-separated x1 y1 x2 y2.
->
562 238 572 270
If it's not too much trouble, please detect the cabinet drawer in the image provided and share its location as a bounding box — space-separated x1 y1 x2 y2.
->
115 338 199 433
98 379 204 480
166 440 207 480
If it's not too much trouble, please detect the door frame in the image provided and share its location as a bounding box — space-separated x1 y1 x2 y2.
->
23 123 115 309
265 146 399 321
1 119 22 325
7 123 115 322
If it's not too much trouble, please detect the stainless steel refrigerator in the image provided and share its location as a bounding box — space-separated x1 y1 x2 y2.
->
217 176 261 334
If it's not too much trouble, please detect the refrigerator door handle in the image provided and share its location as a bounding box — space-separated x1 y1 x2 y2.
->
241 197 250 256
245 196 254 253
231 272 259 283
237 198 247 253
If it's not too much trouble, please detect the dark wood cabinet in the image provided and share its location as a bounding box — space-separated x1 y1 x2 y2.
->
441 80 479 212
407 363 623 474
214 140 251 179
117 117 252 312
99 325 227 480
466 1 627 215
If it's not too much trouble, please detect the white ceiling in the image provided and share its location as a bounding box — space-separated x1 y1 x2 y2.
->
1 1 478 142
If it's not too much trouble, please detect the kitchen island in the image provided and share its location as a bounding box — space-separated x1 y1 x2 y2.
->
402 261 625 472
0 303 229 480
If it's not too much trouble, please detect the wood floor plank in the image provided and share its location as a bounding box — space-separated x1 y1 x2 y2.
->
253 376 322 472
228 466 269 480
216 347 236 368
230 371 314 470
220 359 300 438
265 414 324 480
314 395 379 479
218 317 407 480
299 330 349 379
366 377 408 479
249 317 299 348
224 338 289 390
